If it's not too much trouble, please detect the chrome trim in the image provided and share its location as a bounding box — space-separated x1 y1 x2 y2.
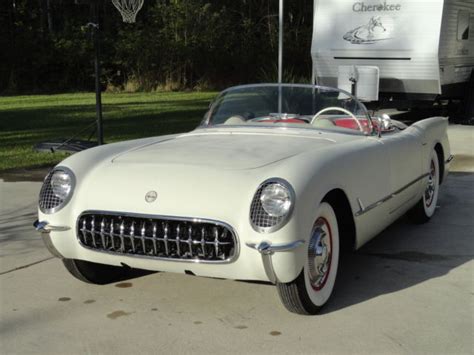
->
33 220 65 258
75 211 240 264
246 240 305 255
246 240 305 284
41 232 64 258
355 173 430 217
249 178 296 234
39 167 76 214
446 155 454 164
196 124 368 137
307 219 331 290
34 220 71 233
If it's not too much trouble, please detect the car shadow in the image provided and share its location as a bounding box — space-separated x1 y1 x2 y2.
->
321 172 474 314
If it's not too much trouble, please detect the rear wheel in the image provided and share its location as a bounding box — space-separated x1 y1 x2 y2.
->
409 150 440 223
63 259 145 285
277 202 340 315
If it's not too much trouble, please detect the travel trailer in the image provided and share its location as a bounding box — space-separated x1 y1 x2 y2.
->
311 0 474 109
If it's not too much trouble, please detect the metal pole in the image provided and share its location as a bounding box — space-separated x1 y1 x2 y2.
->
92 3 104 145
278 0 283 114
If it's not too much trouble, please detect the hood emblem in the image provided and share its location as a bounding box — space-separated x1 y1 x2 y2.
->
145 191 158 203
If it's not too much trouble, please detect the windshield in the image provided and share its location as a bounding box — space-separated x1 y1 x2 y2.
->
203 84 373 134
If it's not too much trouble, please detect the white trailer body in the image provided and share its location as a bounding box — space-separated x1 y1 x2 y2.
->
312 0 474 100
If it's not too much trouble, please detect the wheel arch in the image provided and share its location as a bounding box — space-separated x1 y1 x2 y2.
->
434 142 445 185
321 188 356 252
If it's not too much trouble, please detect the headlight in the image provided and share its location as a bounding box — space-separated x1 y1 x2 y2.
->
39 167 76 214
260 184 292 217
51 170 73 199
250 178 295 233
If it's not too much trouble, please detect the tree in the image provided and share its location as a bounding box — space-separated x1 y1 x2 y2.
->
0 0 314 94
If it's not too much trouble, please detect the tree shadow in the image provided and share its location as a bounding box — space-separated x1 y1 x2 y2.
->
0 106 206 145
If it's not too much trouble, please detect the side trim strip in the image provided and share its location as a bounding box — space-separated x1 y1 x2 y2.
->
355 173 429 217
446 155 454 163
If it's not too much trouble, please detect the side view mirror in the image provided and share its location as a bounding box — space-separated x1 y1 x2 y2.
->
375 113 393 137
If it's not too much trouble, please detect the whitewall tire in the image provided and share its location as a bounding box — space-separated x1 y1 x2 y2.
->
277 202 340 315
409 149 440 223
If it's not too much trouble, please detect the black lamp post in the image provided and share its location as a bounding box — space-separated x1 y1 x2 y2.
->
89 2 104 145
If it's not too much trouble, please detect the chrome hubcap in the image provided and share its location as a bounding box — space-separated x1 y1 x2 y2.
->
308 218 332 291
424 160 436 207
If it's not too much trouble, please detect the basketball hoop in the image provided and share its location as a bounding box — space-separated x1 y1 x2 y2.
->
112 0 144 23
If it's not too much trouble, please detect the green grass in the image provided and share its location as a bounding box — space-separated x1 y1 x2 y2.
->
0 91 216 171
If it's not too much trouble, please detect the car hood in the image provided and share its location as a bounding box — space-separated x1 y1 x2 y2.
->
57 128 358 225
111 130 335 170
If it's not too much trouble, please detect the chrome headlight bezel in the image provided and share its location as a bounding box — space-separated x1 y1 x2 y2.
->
249 178 295 233
39 167 76 214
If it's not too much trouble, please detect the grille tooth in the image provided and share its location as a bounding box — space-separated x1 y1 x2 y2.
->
152 222 158 255
119 220 125 252
110 218 115 250
187 225 193 257
91 216 96 247
176 224 181 257
100 218 106 248
77 213 236 262
163 222 169 256
213 227 219 259
140 222 147 254
81 218 88 244
129 221 136 253
200 227 206 258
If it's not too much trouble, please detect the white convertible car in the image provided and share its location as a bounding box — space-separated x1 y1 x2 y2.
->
35 84 452 314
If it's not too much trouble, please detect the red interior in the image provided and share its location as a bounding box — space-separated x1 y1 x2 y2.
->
333 118 370 130
333 118 375 133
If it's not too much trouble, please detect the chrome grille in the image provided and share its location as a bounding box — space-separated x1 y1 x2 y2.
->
39 170 63 213
77 212 237 263
250 182 285 228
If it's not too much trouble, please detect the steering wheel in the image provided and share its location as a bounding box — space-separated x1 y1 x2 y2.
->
311 107 364 133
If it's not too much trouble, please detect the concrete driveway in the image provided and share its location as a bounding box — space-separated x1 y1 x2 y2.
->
1 125 473 354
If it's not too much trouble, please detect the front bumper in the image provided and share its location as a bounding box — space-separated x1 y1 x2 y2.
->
246 240 305 283
33 220 69 258
34 219 306 283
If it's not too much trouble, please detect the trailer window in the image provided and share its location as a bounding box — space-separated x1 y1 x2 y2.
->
457 11 470 41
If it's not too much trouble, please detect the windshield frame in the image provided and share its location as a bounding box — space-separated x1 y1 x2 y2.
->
201 83 373 135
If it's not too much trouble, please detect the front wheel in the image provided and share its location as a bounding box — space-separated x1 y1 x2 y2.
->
277 202 340 315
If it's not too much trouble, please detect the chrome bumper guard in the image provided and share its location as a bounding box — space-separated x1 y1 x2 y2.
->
246 240 305 284
34 220 71 233
33 220 70 258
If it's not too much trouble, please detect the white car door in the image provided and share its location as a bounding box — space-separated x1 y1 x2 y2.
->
379 128 423 221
